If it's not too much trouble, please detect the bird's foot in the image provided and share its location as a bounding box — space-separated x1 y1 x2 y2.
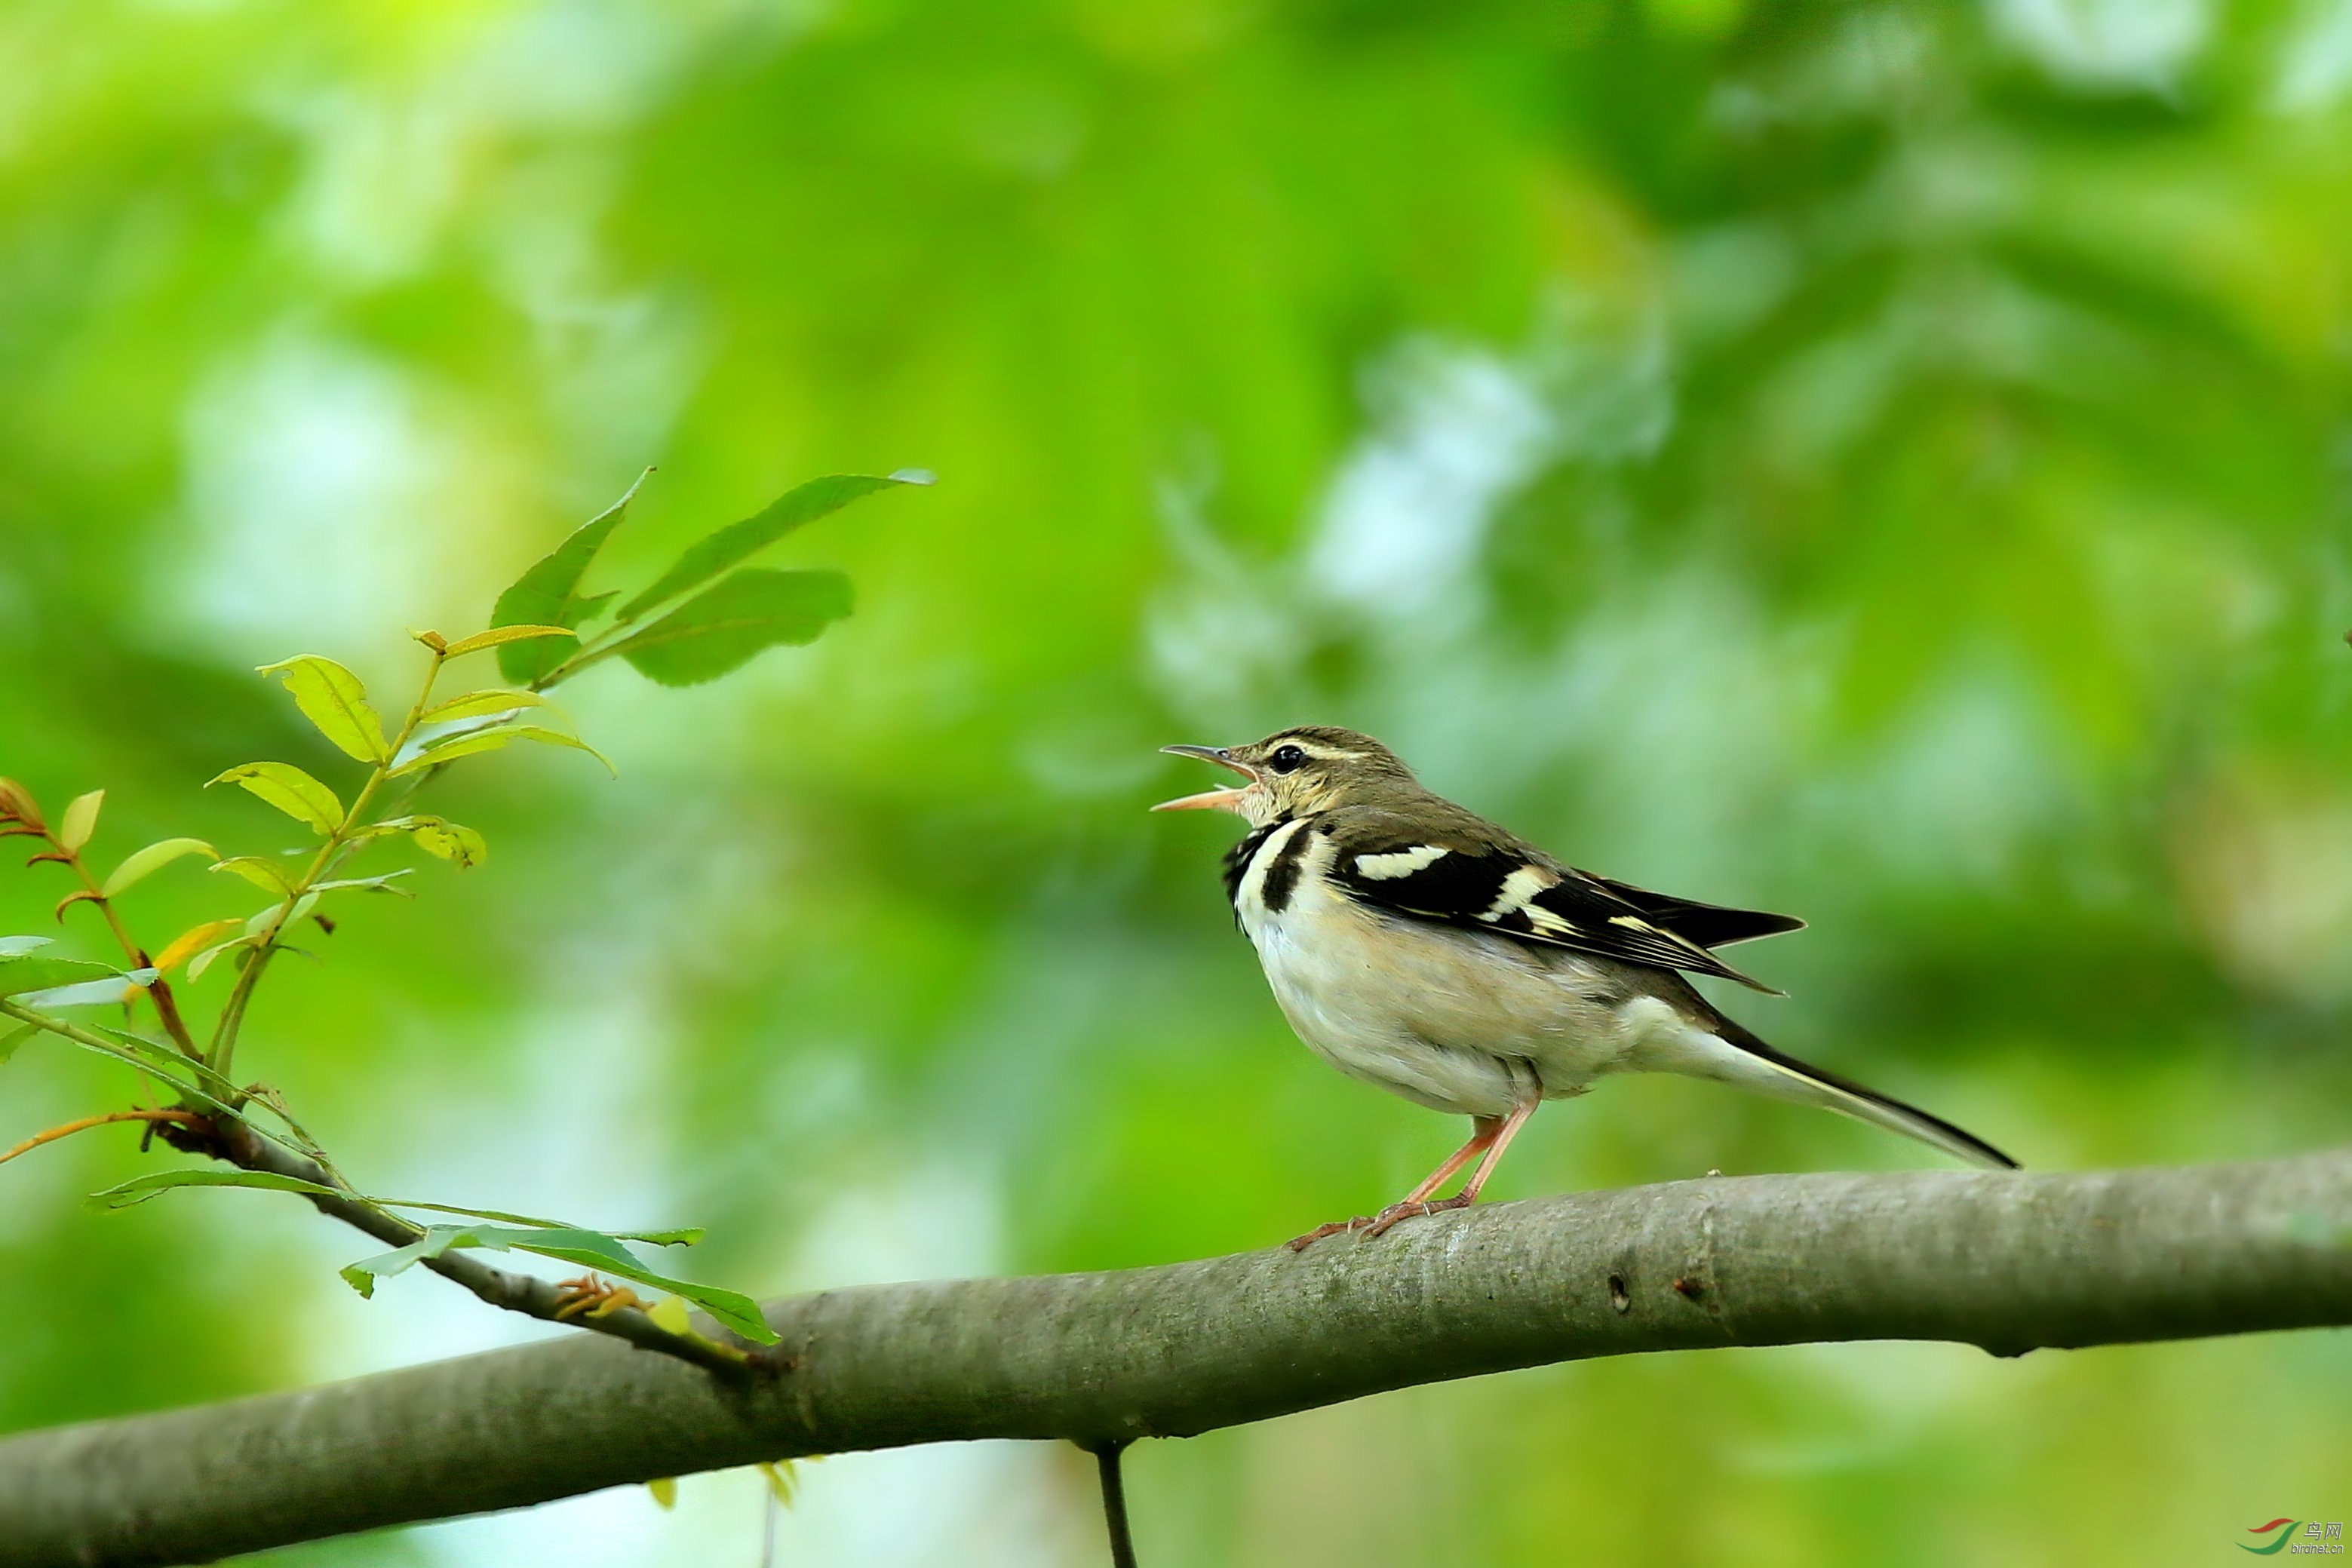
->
1359 1192 1475 1240
1285 1215 1374 1252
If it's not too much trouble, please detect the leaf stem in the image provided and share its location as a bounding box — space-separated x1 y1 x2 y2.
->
206 646 450 1079
0 1109 207 1170
28 829 201 1058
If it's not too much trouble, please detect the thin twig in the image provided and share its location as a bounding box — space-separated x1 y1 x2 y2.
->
207 642 448 1079
1090 1442 1138 1568
21 826 201 1058
0 1109 206 1169
194 1115 759 1378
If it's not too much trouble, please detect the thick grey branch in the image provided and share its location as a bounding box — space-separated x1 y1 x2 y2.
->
3 1152 2347 1568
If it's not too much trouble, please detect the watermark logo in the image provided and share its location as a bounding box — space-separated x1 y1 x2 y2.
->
2241 1520 2344 1556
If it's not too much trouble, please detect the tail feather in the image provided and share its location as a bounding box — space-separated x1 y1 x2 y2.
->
1705 1016 2019 1171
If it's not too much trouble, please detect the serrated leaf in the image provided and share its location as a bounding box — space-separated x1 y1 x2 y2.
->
0 778 43 830
339 1222 776 1342
154 919 244 974
614 471 919 625
213 856 297 895
100 838 219 899
416 689 553 726
441 625 577 659
567 589 620 625
187 935 258 982
312 871 415 897
372 815 488 868
0 955 128 999
371 1196 701 1243
391 724 612 778
86 1168 339 1211
493 472 649 683
244 892 321 939
57 790 103 853
256 655 389 764
0 936 52 957
615 569 853 688
207 763 344 836
614 1227 705 1247
388 729 512 774
14 964 156 1008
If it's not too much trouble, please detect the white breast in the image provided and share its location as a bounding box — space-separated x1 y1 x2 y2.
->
1234 821 1675 1117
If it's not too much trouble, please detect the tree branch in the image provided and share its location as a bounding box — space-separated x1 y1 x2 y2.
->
2 1151 2347 1568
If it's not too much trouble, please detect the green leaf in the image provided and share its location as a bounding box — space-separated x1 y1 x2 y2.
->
244 892 320 939
0 955 143 1000
567 589 620 625
312 871 416 897
256 655 390 764
57 790 103 854
0 936 52 957
441 625 576 660
520 1245 773 1343
100 838 219 898
9 1017 219 1113
207 763 344 836
371 1195 702 1244
0 1022 35 1067
391 724 613 777
492 471 649 683
615 569 854 688
371 815 488 868
339 1223 776 1342
613 471 923 625
212 856 297 895
416 689 553 726
187 934 257 982
338 1226 466 1296
87 1168 340 1211
17 965 156 1008
88 1023 243 1108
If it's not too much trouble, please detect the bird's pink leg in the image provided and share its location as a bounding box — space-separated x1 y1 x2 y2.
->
1359 1094 1540 1239
1285 1117 1501 1252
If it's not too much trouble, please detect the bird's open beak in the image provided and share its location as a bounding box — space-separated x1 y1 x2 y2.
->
1153 744 1256 814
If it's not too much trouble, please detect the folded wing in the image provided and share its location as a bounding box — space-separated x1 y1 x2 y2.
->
1331 827 1799 993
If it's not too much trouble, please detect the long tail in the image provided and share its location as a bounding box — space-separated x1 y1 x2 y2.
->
1701 1015 2019 1170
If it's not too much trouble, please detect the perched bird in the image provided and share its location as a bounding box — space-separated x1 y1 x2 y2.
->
1155 726 2016 1249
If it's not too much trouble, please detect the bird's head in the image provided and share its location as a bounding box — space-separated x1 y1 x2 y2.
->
1153 726 1418 827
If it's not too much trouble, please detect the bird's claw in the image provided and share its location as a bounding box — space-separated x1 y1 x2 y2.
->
1285 1215 1373 1251
1288 1191 1481 1250
1359 1193 1475 1240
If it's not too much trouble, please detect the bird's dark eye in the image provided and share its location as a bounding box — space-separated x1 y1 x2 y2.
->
1268 744 1306 775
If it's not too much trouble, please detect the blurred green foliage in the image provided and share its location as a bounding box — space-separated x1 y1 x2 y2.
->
3 0 2350 1563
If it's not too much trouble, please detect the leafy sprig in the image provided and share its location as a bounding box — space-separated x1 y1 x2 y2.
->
0 468 928 1368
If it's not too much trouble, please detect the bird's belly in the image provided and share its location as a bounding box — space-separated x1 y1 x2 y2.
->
1243 879 1646 1117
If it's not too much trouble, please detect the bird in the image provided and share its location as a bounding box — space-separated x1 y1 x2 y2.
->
1154 726 2016 1250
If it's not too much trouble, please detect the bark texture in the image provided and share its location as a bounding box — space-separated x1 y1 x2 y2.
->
2 1152 2347 1567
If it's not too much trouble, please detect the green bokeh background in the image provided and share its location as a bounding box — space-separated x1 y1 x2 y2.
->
4 1 2350 1563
